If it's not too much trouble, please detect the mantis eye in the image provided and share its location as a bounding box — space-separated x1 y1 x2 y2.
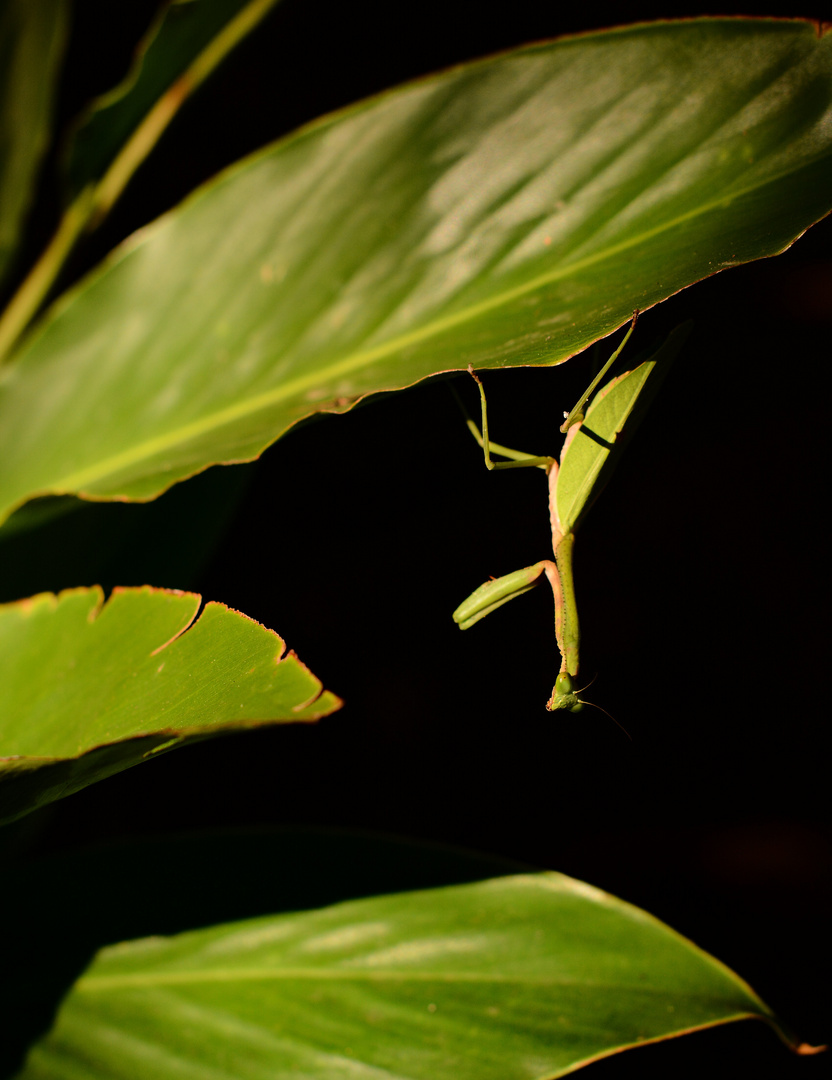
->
554 673 574 696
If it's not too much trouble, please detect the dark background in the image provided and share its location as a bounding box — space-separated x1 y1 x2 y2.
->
1 2 830 1078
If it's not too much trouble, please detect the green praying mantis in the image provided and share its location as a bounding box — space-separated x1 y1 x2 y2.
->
453 316 691 720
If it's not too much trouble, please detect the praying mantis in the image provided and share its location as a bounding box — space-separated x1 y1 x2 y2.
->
453 317 691 717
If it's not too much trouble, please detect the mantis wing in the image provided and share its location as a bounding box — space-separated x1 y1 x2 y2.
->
555 322 691 536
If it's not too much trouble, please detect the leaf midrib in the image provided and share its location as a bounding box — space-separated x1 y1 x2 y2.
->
76 966 747 997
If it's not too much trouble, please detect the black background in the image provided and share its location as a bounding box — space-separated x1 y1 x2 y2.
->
1 2 830 1078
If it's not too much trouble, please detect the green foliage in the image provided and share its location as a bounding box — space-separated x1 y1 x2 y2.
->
0 0 68 287
0 0 339 832
63 0 282 201
15 873 781 1080
1 20 831 524
0 8 829 1078
0 585 340 825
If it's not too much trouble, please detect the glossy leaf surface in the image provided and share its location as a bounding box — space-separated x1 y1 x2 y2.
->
555 323 690 534
1 19 831 525
63 0 282 205
17 871 788 1080
0 829 525 1077
0 0 68 287
0 585 340 824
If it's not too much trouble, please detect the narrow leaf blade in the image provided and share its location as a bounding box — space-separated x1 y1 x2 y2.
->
16 872 792 1080
63 0 282 206
0 585 341 824
0 0 68 287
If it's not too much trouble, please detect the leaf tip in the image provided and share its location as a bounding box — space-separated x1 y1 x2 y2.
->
793 1042 827 1056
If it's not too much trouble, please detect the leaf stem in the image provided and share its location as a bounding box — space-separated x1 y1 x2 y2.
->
0 185 94 366
0 0 281 367
92 0 282 226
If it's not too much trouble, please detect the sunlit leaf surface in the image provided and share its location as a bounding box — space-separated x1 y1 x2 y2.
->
1 19 831 525
0 585 341 824
17 871 790 1079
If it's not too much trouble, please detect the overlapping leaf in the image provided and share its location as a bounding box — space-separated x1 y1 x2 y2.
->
16 871 796 1079
0 0 282 367
0 18 830 527
0 585 341 824
0 0 68 288
63 0 283 209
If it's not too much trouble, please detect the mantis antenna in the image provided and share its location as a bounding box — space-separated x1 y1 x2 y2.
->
573 692 632 740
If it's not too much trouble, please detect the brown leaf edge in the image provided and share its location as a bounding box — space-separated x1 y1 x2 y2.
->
0 585 342 825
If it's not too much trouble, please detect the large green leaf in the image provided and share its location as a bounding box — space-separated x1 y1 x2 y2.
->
0 18 831 526
0 0 68 288
0 585 341 825
0 828 525 1076
15 871 799 1079
63 0 283 212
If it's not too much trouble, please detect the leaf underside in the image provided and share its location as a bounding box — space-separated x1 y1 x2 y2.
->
0 19 831 525
0 585 341 824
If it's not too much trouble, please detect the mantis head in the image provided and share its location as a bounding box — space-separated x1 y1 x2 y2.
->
547 673 584 713
548 673 631 739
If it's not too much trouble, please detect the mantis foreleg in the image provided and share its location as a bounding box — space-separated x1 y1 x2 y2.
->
453 549 584 713
453 561 554 629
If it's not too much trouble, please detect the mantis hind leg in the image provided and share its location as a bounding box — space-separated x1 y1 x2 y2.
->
464 366 554 473
560 310 639 433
